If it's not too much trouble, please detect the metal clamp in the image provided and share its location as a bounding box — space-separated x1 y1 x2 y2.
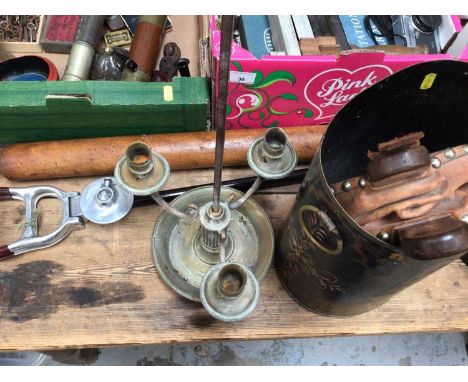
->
0 186 85 260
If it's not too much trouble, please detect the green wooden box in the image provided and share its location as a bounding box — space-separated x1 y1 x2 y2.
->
0 77 209 144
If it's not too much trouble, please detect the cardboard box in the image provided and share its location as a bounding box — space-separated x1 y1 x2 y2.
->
0 78 209 144
211 16 465 129
448 22 468 57
0 16 210 144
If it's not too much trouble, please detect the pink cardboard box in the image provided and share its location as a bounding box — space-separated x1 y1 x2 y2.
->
211 16 466 130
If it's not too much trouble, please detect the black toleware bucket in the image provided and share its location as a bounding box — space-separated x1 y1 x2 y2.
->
276 60 468 316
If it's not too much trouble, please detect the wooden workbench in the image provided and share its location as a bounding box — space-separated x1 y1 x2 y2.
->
0 168 467 352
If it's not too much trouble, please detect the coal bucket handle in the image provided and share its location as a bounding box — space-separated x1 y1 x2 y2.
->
397 214 468 260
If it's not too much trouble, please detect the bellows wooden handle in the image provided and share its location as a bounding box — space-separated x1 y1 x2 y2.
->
0 187 11 200
0 125 326 181
0 246 13 260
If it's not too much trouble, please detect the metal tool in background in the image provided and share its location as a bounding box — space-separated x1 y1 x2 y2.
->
0 15 40 43
62 16 106 81
276 60 468 316
392 15 442 53
411 15 442 52
121 15 167 82
153 42 191 81
0 177 133 260
152 42 181 82
113 16 298 322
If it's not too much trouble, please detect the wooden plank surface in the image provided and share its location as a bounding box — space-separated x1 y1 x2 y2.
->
0 169 467 352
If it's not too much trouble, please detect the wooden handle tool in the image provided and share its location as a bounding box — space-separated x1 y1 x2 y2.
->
0 125 326 181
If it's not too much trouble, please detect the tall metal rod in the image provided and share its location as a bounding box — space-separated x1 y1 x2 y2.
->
212 15 235 213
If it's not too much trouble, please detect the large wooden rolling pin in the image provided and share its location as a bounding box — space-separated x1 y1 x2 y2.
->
0 125 326 181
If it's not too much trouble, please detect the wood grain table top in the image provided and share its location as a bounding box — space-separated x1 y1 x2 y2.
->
0 169 467 352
